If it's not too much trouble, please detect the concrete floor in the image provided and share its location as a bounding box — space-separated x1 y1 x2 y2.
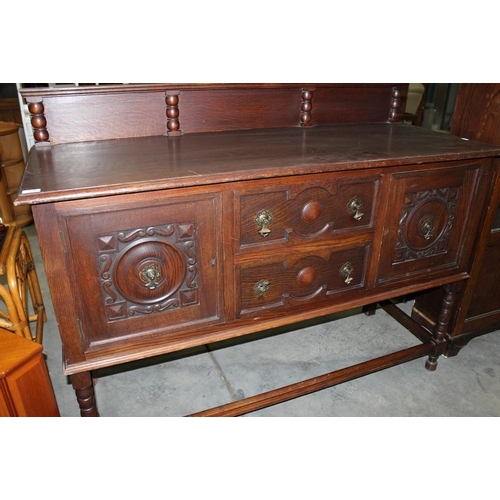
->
25 225 500 417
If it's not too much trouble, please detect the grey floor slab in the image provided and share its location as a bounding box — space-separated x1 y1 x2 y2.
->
24 225 500 417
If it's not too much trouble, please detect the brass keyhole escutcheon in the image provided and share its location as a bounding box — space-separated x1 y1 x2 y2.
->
255 209 273 237
140 264 162 289
347 196 364 221
339 262 354 284
254 279 271 297
419 215 435 240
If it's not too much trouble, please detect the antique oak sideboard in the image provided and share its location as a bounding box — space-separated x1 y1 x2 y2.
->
16 84 500 416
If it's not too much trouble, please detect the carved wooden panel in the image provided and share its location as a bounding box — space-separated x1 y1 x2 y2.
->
377 161 485 285
58 190 222 350
237 173 380 250
394 187 459 263
96 222 199 322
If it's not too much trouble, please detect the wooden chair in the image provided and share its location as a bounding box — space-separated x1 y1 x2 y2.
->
0 226 46 343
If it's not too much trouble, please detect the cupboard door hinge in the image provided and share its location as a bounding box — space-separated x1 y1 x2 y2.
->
59 230 68 255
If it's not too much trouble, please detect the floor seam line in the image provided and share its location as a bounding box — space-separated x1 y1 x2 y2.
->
207 348 239 401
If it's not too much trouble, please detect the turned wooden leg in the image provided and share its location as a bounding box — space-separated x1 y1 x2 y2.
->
425 282 461 371
70 372 99 417
363 303 378 316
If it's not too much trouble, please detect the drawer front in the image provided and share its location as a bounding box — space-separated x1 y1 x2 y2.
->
59 191 222 350
377 162 485 285
237 173 379 250
236 244 370 317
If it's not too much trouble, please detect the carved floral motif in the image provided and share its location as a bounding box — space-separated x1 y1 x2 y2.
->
394 188 459 262
96 223 199 321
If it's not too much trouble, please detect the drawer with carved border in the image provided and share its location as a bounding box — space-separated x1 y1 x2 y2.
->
236 172 380 251
236 242 371 318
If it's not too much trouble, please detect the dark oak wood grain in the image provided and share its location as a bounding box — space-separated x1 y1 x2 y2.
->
20 84 407 145
17 123 500 206
16 84 500 416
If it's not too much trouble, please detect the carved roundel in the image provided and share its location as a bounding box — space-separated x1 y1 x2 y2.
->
301 201 322 223
405 199 448 250
114 239 186 304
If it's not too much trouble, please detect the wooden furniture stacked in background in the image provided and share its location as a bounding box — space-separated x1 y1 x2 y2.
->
412 84 500 354
0 225 46 344
0 328 59 416
0 122 33 227
16 84 500 417
0 223 50 417
0 96 22 124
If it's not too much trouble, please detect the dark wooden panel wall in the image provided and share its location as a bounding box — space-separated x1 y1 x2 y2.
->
20 84 408 146
451 83 500 143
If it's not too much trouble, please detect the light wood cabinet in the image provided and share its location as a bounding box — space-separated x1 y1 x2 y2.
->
0 122 33 227
0 329 59 417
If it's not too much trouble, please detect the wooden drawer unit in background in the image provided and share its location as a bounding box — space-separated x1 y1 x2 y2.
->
15 84 500 416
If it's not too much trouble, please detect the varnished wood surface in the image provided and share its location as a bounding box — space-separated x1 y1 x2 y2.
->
21 84 406 145
17 123 500 206
16 84 500 416
413 84 500 341
451 83 500 143
0 329 60 416
53 272 469 376
0 98 22 125
0 328 42 376
19 83 404 97
189 342 434 417
0 225 15 275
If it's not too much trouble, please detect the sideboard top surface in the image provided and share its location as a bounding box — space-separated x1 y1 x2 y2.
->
17 122 500 205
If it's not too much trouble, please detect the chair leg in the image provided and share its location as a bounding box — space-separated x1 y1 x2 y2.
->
0 282 31 340
34 304 45 344
5 229 47 343
22 231 47 342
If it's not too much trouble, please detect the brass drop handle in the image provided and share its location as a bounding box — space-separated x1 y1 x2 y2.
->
419 216 435 240
339 262 354 284
255 209 273 237
254 279 271 297
140 264 162 289
347 197 364 221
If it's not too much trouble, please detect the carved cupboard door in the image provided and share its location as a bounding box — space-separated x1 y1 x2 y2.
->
377 160 488 286
54 189 223 357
